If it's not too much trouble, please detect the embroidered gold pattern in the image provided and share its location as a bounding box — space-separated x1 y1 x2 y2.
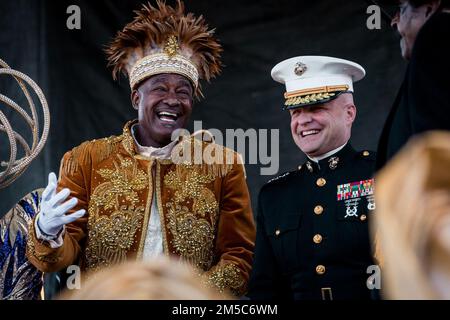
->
165 167 218 217
93 155 147 210
85 206 145 271
121 123 136 156
26 218 59 263
86 155 148 272
204 263 246 296
164 35 180 57
164 164 219 270
285 92 336 107
284 85 350 107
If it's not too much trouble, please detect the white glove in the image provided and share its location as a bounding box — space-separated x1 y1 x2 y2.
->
37 172 86 237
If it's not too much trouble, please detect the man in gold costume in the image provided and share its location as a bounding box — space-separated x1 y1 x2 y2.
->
26 0 255 296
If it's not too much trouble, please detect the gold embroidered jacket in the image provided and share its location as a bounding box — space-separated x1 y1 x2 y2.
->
26 121 256 295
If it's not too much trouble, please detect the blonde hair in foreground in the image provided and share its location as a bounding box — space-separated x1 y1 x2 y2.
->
60 256 231 300
373 131 450 299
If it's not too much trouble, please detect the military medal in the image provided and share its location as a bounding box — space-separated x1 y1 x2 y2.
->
344 205 359 218
337 178 374 201
367 195 376 210
337 179 375 219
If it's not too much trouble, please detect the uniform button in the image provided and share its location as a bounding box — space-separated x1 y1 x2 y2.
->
360 214 367 221
275 229 281 236
298 165 302 170
316 265 326 275
316 178 326 187
313 234 323 244
363 151 370 157
314 205 324 215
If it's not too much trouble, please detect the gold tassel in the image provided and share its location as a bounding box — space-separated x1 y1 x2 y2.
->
62 141 90 176
95 136 119 163
61 136 119 176
198 163 233 179
175 137 234 179
198 146 234 179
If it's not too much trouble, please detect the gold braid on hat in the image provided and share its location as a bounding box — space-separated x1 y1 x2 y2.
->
105 0 222 98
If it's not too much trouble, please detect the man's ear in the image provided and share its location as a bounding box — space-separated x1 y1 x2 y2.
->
131 89 140 110
346 103 357 124
425 0 441 17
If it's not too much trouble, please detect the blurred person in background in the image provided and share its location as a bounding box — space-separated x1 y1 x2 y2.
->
376 0 450 169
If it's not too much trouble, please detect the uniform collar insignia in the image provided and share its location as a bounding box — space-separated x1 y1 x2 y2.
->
306 161 313 173
328 156 339 170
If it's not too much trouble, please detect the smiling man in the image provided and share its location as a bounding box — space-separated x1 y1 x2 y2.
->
25 1 255 297
377 0 450 168
249 56 378 300
133 74 194 148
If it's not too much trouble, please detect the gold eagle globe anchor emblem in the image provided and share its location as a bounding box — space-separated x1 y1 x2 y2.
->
294 62 308 76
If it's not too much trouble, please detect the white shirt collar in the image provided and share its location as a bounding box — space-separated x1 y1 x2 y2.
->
130 124 177 159
307 141 348 163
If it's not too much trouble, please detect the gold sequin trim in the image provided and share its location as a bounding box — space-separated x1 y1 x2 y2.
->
156 162 170 255
137 159 154 258
62 135 122 176
121 121 137 156
204 263 246 296
129 53 199 90
26 218 60 264
164 35 180 57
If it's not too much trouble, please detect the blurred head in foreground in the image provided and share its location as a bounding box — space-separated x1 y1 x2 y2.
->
373 131 450 299
60 256 231 300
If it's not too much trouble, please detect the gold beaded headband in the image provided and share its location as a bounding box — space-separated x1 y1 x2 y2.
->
129 36 199 90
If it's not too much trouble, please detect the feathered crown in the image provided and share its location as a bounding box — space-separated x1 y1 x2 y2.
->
106 0 222 97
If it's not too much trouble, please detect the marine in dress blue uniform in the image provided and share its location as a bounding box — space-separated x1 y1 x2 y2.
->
249 56 378 300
